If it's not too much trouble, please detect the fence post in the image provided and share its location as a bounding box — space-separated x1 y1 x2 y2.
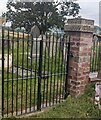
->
37 35 43 111
0 27 4 119
0 29 2 119
64 18 94 97
98 37 101 78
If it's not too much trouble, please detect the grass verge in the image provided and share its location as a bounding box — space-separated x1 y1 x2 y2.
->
25 83 101 118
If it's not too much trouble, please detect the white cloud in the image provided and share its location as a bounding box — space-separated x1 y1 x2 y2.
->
79 1 99 25
0 0 7 15
78 0 100 2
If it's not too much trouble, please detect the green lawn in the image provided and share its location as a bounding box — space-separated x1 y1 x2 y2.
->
5 83 101 119
26 83 101 118
4 74 66 114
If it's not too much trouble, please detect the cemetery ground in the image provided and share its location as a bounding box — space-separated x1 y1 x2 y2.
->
3 34 67 114
3 30 101 118
24 83 101 118
6 83 101 118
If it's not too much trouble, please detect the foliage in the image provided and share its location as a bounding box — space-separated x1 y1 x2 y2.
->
5 0 80 33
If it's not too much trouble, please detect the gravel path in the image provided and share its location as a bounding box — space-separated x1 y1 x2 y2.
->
9 66 35 77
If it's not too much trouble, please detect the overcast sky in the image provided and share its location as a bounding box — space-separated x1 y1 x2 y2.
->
0 0 100 25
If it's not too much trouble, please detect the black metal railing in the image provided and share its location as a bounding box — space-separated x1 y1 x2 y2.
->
1 27 71 117
90 34 101 72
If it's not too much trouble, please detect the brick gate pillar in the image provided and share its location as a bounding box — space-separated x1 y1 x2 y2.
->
64 18 94 97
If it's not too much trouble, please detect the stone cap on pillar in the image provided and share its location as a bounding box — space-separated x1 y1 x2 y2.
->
64 18 94 33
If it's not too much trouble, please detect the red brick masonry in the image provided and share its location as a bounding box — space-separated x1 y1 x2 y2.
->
64 18 94 97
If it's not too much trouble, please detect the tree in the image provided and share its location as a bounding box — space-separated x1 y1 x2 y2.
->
5 0 80 33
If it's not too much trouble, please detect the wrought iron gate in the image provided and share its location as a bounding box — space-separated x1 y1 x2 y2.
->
90 34 101 72
1 27 71 117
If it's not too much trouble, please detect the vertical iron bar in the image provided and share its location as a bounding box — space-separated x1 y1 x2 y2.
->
90 39 93 73
62 35 66 99
94 39 97 71
92 40 95 72
21 31 24 114
7 28 10 116
25 33 29 113
53 33 58 105
98 38 100 72
16 31 19 115
98 37 101 78
49 33 54 106
98 37 101 73
37 34 43 111
64 36 70 99
2 27 4 117
95 39 98 71
46 33 51 107
59 35 64 102
34 36 37 111
30 35 33 112
42 33 47 108
11 29 14 115
94 40 97 72
56 34 61 103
